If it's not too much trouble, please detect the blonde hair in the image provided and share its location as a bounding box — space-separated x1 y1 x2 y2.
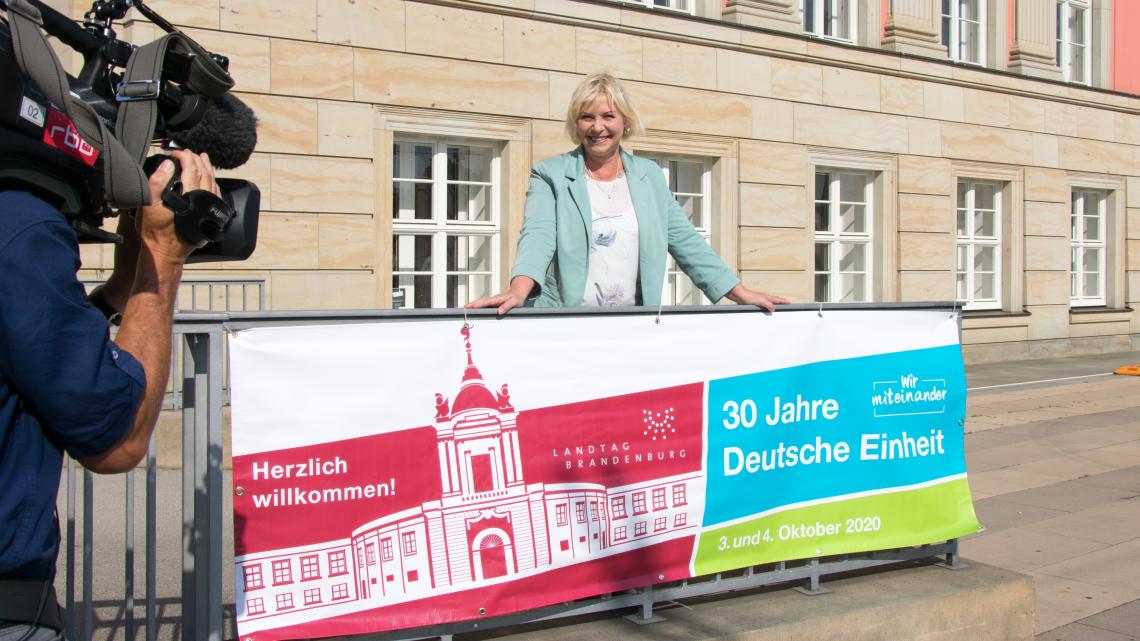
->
564 73 646 145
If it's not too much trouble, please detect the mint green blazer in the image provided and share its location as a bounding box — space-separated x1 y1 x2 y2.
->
510 147 740 307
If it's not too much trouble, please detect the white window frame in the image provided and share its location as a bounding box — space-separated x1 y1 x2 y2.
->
813 168 874 303
620 0 694 15
956 180 1003 311
641 153 713 305
942 0 987 65
391 137 501 309
1056 0 1091 84
800 0 858 44
1070 188 1106 306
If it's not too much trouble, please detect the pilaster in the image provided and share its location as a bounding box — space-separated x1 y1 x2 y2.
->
722 0 802 34
882 0 948 57
1008 0 1063 80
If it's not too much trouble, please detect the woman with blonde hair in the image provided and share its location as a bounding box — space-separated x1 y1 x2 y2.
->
469 72 787 313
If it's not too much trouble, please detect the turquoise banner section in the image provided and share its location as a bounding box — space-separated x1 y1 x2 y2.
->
703 345 967 528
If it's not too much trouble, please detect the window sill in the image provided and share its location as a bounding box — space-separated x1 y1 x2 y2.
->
961 309 1032 319
1070 306 1133 323
961 310 1032 330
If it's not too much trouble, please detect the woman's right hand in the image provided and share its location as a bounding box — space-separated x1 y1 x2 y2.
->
467 276 536 315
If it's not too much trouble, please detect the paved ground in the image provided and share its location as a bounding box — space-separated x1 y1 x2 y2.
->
59 349 1140 641
963 350 1140 641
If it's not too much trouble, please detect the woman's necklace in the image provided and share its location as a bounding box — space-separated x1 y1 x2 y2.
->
585 166 624 200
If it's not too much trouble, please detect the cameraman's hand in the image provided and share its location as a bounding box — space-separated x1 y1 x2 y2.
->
137 150 217 263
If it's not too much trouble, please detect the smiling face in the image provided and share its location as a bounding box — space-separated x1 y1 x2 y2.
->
575 96 626 164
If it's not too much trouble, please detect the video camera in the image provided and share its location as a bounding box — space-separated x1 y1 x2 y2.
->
0 0 259 263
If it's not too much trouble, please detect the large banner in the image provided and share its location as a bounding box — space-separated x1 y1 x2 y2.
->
228 309 980 641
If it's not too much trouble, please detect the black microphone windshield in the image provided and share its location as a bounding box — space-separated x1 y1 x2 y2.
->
168 93 258 170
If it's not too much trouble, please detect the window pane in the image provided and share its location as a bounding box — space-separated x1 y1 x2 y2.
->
1081 247 1100 274
1083 212 1100 241
815 242 830 272
974 211 996 237
956 210 968 237
669 160 703 194
956 272 967 301
838 272 865 302
803 0 815 31
446 183 492 222
447 235 494 272
1082 273 1099 298
973 245 994 272
392 234 432 272
815 172 829 201
447 274 493 308
1071 44 1086 82
838 242 865 272
974 272 995 300
840 203 865 233
839 173 864 203
974 182 996 210
814 203 830 232
447 145 491 182
394 143 433 180
963 19 980 63
676 194 703 228
956 244 967 272
814 273 829 302
392 274 432 309
393 182 432 221
956 181 968 209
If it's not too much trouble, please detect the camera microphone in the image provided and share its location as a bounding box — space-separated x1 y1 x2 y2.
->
167 92 257 170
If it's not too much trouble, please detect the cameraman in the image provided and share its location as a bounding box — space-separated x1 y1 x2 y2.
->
0 150 217 639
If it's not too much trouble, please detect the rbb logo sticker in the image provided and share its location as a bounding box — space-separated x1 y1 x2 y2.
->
42 109 99 166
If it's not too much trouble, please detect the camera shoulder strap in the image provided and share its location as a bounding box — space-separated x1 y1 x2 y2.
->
3 0 150 208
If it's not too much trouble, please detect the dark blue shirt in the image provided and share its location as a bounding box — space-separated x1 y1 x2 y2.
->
0 190 144 580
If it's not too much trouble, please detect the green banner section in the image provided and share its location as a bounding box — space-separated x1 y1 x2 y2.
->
693 478 981 575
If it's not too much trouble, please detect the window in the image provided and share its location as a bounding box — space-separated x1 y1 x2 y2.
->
614 525 627 540
391 139 499 308
328 550 347 576
801 0 856 43
300 555 320 581
242 564 264 591
402 531 418 556
246 597 265 616
275 593 294 611
556 503 568 526
672 484 687 506
634 521 647 536
365 543 376 566
956 181 1002 310
610 496 627 519
1056 0 1090 84
271 560 292 585
651 487 666 511
632 492 647 515
942 0 985 64
642 154 712 305
674 513 688 527
303 587 321 606
331 583 349 600
381 538 394 562
1070 189 1106 306
620 0 693 13
589 501 599 522
575 501 586 524
814 170 873 302
654 516 668 532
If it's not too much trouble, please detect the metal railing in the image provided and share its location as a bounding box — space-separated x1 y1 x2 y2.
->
58 304 966 641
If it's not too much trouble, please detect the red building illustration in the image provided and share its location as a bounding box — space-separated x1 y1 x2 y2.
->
235 326 703 633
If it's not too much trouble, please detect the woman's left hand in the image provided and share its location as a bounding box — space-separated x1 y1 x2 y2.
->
724 283 789 312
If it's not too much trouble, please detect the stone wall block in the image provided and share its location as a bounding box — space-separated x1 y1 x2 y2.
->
272 272 376 309
923 82 964 122
241 213 319 270
503 16 576 72
898 156 952 195
898 193 952 232
899 271 955 301
355 50 550 119
1008 96 1046 133
741 270 808 302
1024 167 1069 204
643 40 717 90
739 140 807 185
1075 106 1116 142
317 0 404 50
219 153 271 211
405 4 503 63
794 104 908 154
1032 133 1059 168
184 28 270 92
771 59 822 104
822 67 880 112
318 101 374 157
753 97 795 142
717 49 772 97
897 232 954 271
1024 201 1068 237
1043 102 1078 137
740 227 809 270
1025 236 1071 271
1026 305 1070 340
940 123 1034 166
880 76 924 117
271 156 373 213
739 184 805 227
631 83 753 138
239 94 318 154
907 118 942 157
1025 271 1068 306
270 40 354 99
963 89 1010 128
576 28 642 79
319 214 376 269
221 0 317 39
1058 138 1134 176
